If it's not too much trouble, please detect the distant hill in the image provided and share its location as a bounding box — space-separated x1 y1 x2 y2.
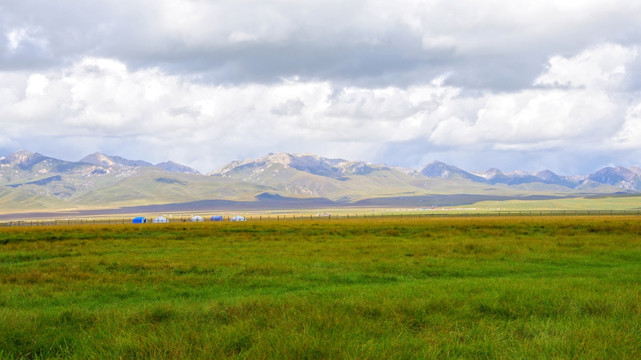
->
80 152 199 174
0 150 636 213
212 152 629 194
0 150 255 211
1 150 90 175
211 152 385 179
587 167 641 190
80 152 153 168
210 152 435 200
155 161 200 175
419 161 486 182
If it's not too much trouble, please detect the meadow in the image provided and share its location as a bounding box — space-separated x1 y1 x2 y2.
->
0 216 640 359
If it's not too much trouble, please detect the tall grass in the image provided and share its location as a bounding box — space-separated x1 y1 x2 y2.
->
1 217 640 359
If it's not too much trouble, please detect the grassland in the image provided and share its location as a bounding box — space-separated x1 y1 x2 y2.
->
470 194 641 211
1 217 640 359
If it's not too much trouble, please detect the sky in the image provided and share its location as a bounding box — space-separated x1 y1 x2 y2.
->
1 0 641 175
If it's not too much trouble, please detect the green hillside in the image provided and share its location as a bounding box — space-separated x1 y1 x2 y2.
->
0 150 638 213
0 187 73 211
72 169 270 207
471 194 641 210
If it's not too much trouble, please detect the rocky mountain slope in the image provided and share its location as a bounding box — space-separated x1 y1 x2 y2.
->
211 152 636 190
80 152 200 174
0 150 636 212
415 158 641 191
210 153 438 200
212 153 384 179
0 150 250 210
419 161 486 182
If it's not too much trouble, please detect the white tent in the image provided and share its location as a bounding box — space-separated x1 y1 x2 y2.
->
230 215 246 222
190 215 204 222
152 216 169 223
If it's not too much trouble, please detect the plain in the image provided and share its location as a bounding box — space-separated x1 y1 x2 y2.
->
1 216 640 359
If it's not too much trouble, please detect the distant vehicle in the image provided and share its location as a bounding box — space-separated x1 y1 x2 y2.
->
190 216 204 222
230 215 246 222
210 215 224 222
132 216 147 224
152 216 169 223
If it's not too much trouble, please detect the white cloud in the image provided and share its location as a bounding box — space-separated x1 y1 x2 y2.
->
6 28 27 50
534 44 638 89
1 40 641 172
25 74 49 97
5 27 48 52
430 43 638 152
435 89 619 146
2 0 641 173
0 57 455 169
611 101 641 148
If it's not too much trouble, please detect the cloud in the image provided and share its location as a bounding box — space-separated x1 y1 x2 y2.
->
1 0 641 174
1 40 641 174
534 44 638 89
429 43 638 153
611 101 641 149
271 98 305 116
1 25 53 69
0 57 453 170
430 89 620 148
3 0 641 88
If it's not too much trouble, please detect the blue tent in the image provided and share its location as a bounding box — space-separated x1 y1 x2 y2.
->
132 216 147 224
211 215 224 222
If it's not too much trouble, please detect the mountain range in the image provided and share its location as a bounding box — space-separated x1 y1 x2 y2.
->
0 150 637 213
417 161 641 190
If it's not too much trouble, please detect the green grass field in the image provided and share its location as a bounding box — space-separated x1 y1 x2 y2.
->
1 217 640 359
470 194 641 211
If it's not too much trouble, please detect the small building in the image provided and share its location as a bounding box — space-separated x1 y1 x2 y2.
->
210 215 224 222
132 216 147 224
153 216 169 223
190 215 204 222
230 215 246 222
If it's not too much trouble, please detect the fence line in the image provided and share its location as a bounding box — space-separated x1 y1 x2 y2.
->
1 209 640 228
